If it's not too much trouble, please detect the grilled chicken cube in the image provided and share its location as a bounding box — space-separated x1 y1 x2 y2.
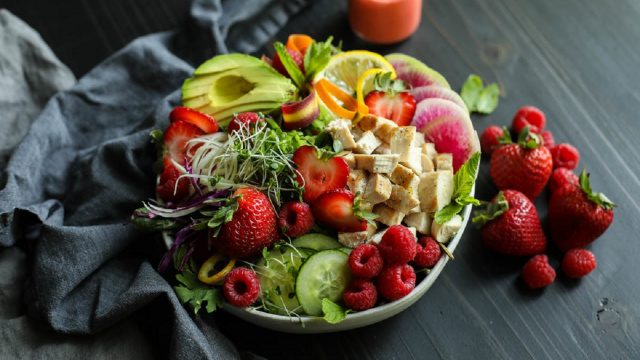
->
354 154 399 174
400 146 422 174
403 212 432 234
419 170 454 213
436 153 453 171
421 153 435 172
347 169 368 195
386 184 420 213
373 143 391 154
354 131 383 155
431 214 462 243
338 223 377 248
390 126 416 163
327 119 356 150
364 173 392 204
373 203 405 226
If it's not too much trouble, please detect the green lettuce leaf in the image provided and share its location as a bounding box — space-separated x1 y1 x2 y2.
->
321 298 350 324
434 152 481 224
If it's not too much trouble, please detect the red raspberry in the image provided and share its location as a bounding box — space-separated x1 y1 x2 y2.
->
550 143 580 170
521 255 556 289
377 225 417 265
541 130 555 148
272 48 304 77
227 112 263 133
413 237 442 268
548 168 579 194
348 244 384 278
512 106 546 134
562 249 596 278
481 126 508 155
278 201 314 237
377 264 416 300
222 267 260 307
342 278 378 311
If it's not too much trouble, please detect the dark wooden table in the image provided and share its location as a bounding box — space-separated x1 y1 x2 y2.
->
5 0 640 358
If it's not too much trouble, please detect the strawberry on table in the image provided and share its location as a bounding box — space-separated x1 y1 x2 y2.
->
364 73 416 126
311 188 368 232
215 187 279 259
490 126 552 199
292 145 349 203
169 106 219 133
163 120 204 164
548 170 615 252
156 157 191 203
473 190 547 256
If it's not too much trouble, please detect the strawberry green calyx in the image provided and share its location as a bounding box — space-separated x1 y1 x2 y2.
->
498 126 512 145
517 126 542 149
579 170 616 210
472 191 509 227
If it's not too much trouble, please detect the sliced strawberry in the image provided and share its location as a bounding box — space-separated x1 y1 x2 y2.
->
156 157 190 203
312 188 367 232
170 106 219 133
227 112 264 133
364 90 416 126
292 146 349 202
164 120 204 164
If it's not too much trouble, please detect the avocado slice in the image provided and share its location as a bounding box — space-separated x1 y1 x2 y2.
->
181 54 298 126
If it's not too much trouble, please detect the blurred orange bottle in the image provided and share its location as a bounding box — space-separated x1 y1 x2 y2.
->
349 0 422 44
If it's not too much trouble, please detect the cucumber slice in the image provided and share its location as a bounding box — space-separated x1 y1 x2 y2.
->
256 246 310 315
295 250 351 316
338 247 352 255
292 233 341 251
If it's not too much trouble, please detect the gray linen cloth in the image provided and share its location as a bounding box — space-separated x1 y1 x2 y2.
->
0 0 308 358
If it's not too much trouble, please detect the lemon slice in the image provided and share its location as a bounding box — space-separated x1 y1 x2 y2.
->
314 50 396 94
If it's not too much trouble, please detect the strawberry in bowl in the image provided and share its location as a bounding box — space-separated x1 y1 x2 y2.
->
131 34 480 333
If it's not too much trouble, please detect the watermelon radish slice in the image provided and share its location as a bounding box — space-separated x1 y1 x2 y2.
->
411 86 468 113
412 98 480 171
385 53 450 89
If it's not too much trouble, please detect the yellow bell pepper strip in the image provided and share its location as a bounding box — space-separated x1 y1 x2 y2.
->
197 254 236 285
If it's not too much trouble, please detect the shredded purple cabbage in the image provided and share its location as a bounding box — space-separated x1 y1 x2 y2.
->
158 225 196 272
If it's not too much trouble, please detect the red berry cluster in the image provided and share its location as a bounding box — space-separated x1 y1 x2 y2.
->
342 225 443 311
477 106 612 290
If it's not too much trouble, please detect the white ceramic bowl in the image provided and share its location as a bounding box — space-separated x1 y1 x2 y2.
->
163 200 473 334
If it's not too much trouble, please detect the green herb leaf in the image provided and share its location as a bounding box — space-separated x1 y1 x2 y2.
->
174 268 223 314
321 298 350 324
460 74 500 115
475 83 500 114
303 36 335 82
354 196 378 225
460 75 483 111
434 152 480 224
150 129 163 144
274 42 306 89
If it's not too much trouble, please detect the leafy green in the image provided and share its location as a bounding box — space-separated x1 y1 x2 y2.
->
460 74 500 115
274 42 306 89
354 195 378 226
321 298 350 324
174 268 223 314
131 208 180 231
199 196 239 236
434 152 481 224
303 36 336 82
